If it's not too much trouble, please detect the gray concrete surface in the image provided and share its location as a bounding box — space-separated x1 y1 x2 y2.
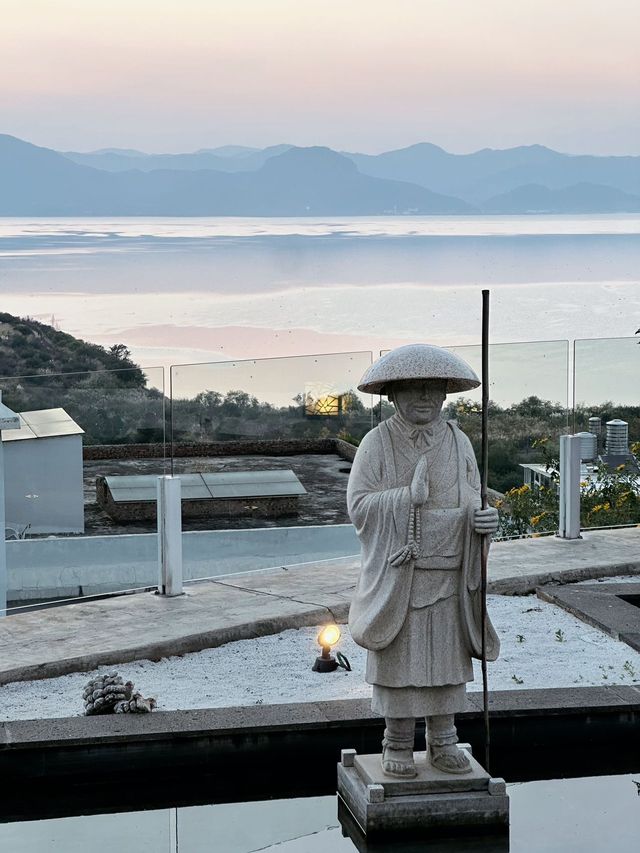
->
82 453 353 534
0 527 638 685
488 527 640 593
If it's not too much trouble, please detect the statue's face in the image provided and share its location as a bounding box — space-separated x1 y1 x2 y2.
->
390 379 446 426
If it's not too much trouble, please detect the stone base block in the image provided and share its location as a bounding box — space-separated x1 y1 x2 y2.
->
337 746 509 839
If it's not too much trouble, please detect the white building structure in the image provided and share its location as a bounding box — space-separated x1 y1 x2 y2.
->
0 393 21 615
2 408 85 536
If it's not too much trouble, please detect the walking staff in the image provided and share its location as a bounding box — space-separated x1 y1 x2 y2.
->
481 288 491 772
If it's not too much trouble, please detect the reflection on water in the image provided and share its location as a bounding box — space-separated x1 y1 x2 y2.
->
1 773 639 852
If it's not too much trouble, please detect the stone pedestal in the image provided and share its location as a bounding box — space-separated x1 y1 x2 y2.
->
337 745 509 840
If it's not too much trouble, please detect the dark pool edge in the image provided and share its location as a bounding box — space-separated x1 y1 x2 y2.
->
2 685 640 750
2 686 639 824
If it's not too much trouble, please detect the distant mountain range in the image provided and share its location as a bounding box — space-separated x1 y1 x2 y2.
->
1 134 639 215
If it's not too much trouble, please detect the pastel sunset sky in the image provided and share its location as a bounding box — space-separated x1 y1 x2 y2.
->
2 0 639 154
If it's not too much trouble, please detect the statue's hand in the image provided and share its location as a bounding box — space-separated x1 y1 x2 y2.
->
410 456 429 506
474 507 499 535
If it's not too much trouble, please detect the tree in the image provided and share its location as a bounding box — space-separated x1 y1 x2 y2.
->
108 343 132 360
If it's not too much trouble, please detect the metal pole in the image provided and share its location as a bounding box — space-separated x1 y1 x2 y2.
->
480 289 491 772
157 475 183 596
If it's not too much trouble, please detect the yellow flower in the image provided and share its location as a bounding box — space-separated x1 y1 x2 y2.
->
580 481 588 488
532 437 549 447
616 464 626 472
495 499 503 508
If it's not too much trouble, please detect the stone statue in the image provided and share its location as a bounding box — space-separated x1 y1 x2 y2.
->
347 344 500 778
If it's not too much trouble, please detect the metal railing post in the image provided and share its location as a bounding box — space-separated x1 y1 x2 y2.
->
558 435 582 539
157 475 183 596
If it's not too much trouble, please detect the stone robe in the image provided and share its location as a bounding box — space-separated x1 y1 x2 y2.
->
347 414 499 717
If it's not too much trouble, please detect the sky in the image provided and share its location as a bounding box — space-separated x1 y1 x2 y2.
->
1 0 639 155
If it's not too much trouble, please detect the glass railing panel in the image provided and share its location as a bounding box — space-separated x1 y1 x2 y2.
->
168 352 373 580
1 366 167 610
448 340 569 538
573 336 640 531
170 351 374 446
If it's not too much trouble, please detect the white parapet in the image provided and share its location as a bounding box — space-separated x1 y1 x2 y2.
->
157 475 183 596
0 391 21 617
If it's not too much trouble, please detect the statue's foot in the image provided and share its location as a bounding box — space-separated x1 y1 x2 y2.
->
429 744 472 775
381 746 418 778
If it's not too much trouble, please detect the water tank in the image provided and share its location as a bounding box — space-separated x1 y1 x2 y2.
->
588 416 601 436
575 431 597 462
605 419 628 456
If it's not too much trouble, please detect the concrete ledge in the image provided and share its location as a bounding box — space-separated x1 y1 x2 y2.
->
2 686 638 750
537 582 640 651
0 559 357 684
83 437 358 461
490 562 640 595
487 528 640 595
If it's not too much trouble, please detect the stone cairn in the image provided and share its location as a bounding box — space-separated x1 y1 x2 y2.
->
83 672 157 715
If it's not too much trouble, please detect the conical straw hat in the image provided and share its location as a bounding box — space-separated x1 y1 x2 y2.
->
358 343 480 395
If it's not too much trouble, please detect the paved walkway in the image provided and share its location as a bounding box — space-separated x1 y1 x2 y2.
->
0 528 638 684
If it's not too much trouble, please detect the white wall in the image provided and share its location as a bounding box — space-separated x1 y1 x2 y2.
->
4 434 84 534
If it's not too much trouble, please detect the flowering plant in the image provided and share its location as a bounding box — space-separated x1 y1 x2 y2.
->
496 437 640 538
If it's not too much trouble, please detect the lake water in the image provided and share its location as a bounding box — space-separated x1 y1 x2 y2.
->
1 215 639 403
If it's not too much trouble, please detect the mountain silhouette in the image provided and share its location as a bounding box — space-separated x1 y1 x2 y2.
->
482 182 640 213
0 134 114 214
63 143 293 173
0 136 474 215
2 134 638 215
225 146 475 214
346 143 640 203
